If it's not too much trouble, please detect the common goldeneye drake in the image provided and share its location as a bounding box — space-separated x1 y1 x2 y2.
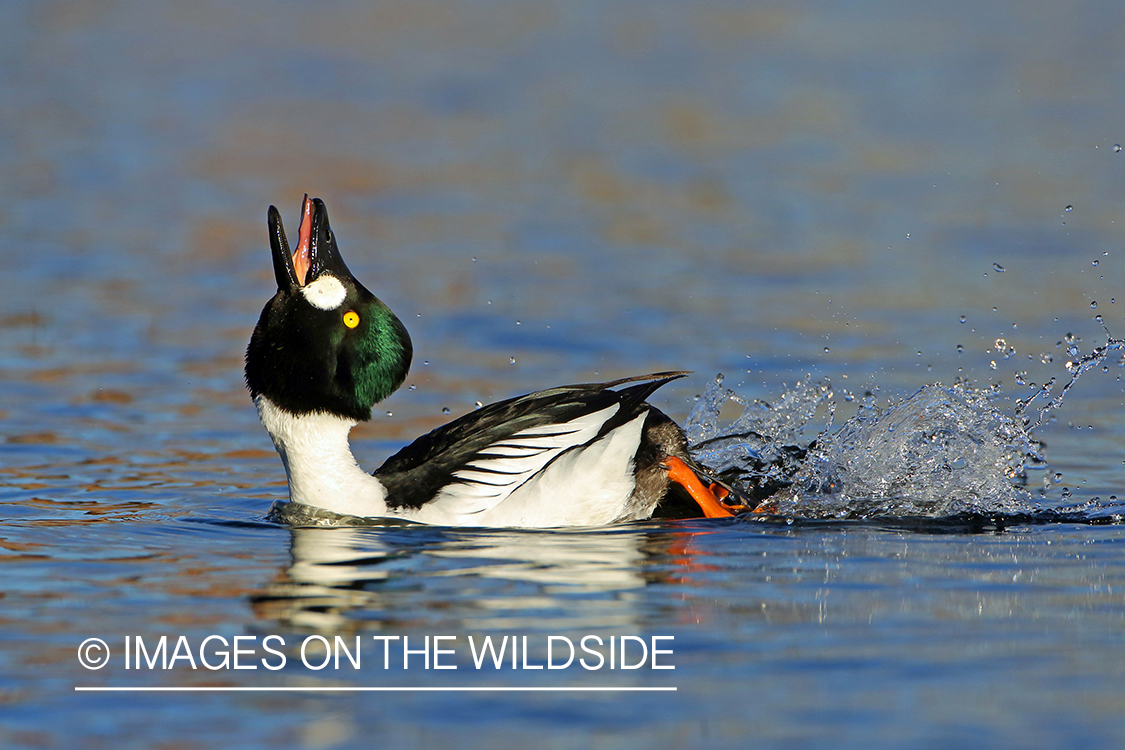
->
245 196 750 526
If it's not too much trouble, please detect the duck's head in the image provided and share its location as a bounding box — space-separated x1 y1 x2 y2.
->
245 196 412 422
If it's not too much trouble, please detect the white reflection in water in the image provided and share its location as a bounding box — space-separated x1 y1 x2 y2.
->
252 525 667 633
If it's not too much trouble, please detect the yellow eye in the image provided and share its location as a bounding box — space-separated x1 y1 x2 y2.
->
343 311 360 329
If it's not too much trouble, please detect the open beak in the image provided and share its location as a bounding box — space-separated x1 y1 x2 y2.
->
267 195 355 291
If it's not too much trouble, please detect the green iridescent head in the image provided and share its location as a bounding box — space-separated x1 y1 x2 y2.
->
245 196 412 421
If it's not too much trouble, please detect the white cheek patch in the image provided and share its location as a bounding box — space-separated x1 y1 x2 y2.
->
301 275 347 310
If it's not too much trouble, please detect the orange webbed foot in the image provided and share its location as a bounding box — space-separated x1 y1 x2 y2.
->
664 456 735 518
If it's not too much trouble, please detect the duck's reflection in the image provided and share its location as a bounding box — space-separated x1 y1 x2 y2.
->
250 526 397 632
250 522 715 634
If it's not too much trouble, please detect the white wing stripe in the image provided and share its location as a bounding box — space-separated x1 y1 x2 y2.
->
475 444 556 458
510 422 591 436
424 404 623 515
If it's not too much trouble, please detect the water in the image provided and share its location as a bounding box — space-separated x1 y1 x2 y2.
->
4 0 1125 747
684 359 1125 520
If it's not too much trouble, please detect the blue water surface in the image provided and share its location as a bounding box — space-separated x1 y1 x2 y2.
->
2 1 1125 748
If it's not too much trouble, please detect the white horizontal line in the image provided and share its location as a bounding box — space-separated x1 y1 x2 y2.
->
75 686 676 693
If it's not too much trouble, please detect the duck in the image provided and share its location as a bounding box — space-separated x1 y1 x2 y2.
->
245 195 752 527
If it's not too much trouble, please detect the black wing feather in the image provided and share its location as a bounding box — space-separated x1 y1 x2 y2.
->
375 372 688 509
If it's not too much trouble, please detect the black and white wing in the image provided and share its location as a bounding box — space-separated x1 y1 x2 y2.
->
375 373 686 526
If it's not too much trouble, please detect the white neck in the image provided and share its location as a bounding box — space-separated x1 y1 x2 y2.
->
255 396 389 517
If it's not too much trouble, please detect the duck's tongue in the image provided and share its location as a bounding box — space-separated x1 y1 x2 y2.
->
293 195 313 286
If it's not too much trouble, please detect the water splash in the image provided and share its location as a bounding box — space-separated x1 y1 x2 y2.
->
1016 332 1125 426
771 382 1043 518
684 374 838 500
688 333 1125 521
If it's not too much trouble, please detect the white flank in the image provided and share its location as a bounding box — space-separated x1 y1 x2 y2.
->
411 406 646 527
255 396 389 517
300 275 347 310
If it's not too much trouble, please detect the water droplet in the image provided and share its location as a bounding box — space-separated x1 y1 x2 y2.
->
442 407 451 415
1061 487 1072 499
989 360 998 370
1116 144 1123 153
509 356 516 365
1052 472 1063 483
994 338 1006 351
471 257 478 262
1093 259 1100 266
916 350 922 357
386 411 393 417
408 384 416 390
1096 315 1103 323
993 263 1005 272
1091 300 1098 309
475 401 483 409
1015 371 1028 385
515 320 521 326
1040 353 1053 364
823 347 830 353
1065 205 1073 212
956 344 964 353
959 315 967 324
423 360 430 366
